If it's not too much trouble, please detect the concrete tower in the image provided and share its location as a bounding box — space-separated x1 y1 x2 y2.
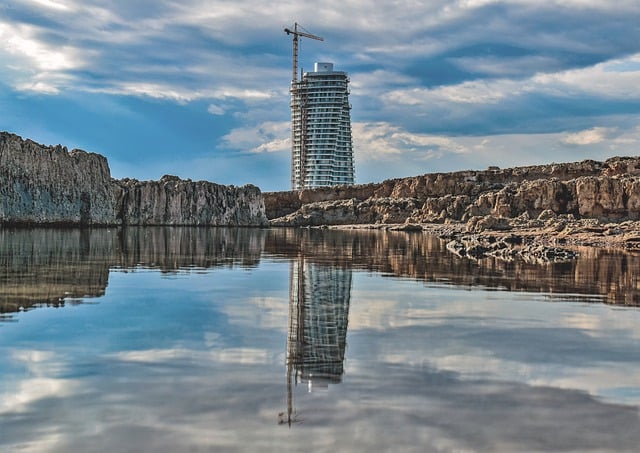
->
290 62 355 189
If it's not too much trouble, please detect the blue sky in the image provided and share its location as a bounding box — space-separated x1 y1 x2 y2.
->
1 0 639 191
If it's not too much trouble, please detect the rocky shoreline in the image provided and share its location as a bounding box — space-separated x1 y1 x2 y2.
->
323 213 640 263
2 130 640 260
266 157 640 227
265 155 640 259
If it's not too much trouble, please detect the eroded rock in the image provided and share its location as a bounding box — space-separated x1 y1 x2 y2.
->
116 176 266 226
267 156 640 227
0 132 117 225
0 132 267 226
446 233 579 263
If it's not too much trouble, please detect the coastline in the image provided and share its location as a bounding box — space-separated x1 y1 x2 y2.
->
2 130 640 259
327 218 640 249
321 216 640 263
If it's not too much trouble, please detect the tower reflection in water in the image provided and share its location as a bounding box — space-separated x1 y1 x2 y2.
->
280 256 352 426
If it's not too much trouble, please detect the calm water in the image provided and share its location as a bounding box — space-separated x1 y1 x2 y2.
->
1 227 640 452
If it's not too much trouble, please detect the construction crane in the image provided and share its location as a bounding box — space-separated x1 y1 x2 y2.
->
284 23 324 189
284 23 323 84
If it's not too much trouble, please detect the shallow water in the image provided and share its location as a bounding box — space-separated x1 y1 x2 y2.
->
1 227 639 452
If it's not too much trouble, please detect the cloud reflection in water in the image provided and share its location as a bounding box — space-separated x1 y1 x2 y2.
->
0 227 639 451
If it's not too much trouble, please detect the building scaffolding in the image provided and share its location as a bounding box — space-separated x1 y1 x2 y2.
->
284 24 354 190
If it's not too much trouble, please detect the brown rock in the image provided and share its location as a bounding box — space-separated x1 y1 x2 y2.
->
266 156 640 228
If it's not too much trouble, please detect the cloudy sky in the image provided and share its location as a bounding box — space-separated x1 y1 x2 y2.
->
1 0 639 191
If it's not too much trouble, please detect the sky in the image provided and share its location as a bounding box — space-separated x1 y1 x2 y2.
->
1 0 639 191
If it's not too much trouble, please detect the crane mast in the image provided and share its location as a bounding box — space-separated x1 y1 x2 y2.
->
284 23 323 84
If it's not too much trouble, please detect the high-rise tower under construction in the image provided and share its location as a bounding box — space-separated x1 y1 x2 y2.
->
290 62 355 190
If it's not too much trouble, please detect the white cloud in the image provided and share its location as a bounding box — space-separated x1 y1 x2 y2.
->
210 88 276 102
223 296 289 330
27 0 72 12
383 78 521 107
1 350 80 415
221 121 290 153
101 82 200 103
15 80 61 94
85 82 276 104
353 122 469 159
222 119 473 162
381 52 640 118
253 138 289 153
456 0 640 12
207 103 226 115
609 124 640 150
532 54 640 99
561 127 612 146
0 19 87 96
456 0 501 9
3 0 639 113
0 22 82 72
0 1 287 103
112 347 272 365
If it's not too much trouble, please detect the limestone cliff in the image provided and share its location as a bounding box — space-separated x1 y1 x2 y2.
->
0 132 267 226
267 156 640 226
116 176 266 226
0 132 118 224
4 130 639 229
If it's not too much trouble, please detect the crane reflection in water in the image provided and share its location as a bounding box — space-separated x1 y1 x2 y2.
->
279 255 352 426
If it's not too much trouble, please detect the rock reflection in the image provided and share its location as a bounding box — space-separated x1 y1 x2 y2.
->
265 228 640 306
1 227 638 320
115 227 265 271
281 256 352 426
0 228 113 315
0 227 265 317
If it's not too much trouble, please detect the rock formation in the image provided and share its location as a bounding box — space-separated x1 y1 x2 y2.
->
0 132 267 226
0 132 118 224
3 130 639 238
266 156 640 227
116 176 266 226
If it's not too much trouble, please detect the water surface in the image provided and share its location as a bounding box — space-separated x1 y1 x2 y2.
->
1 227 639 452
